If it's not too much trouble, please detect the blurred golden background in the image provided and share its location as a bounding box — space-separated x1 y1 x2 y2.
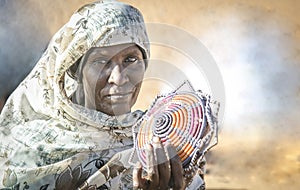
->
0 0 299 189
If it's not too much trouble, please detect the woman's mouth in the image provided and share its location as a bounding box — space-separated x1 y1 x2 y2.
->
104 92 133 103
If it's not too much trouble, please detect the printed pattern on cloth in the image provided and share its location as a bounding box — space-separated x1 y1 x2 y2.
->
0 0 149 189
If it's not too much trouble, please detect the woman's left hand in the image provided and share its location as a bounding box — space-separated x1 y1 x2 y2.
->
133 137 186 190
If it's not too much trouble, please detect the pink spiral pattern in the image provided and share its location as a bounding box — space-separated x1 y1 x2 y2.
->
134 92 207 168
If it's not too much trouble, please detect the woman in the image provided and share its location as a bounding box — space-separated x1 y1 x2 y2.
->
0 1 192 189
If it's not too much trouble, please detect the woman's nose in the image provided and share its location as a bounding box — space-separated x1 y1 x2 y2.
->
108 64 129 86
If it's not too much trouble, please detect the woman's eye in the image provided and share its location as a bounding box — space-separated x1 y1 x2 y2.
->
94 60 107 64
124 57 138 64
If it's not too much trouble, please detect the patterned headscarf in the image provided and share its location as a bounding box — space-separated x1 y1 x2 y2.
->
0 1 150 189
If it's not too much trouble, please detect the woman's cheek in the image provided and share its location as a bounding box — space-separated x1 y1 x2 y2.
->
129 65 145 83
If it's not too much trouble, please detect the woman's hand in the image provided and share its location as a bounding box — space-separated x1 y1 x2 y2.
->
133 137 186 190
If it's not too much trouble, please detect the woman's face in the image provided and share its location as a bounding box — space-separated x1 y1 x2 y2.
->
81 44 145 116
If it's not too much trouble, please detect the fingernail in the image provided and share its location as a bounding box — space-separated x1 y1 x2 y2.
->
135 161 142 168
133 179 139 188
153 136 160 143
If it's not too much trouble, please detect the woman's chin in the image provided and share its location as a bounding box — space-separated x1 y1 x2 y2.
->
97 103 131 116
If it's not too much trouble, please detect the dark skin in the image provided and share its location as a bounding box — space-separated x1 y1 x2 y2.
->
79 44 185 189
81 44 145 116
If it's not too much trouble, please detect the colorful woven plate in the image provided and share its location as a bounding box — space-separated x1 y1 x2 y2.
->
131 87 218 175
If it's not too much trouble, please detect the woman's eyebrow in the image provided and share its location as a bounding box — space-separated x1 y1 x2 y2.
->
122 48 142 56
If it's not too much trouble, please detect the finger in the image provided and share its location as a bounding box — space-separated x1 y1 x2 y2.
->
153 137 170 189
133 162 148 189
165 143 185 190
146 143 159 188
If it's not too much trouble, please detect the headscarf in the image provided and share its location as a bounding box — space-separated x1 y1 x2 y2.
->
0 1 149 189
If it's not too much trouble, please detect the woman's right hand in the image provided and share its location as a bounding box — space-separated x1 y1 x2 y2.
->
133 137 186 190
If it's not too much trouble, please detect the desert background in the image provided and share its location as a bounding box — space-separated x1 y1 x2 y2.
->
0 0 300 189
